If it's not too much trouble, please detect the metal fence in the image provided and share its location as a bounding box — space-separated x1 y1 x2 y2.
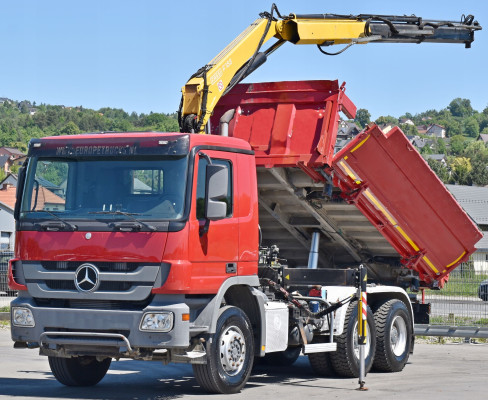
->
416 255 488 338
0 250 14 308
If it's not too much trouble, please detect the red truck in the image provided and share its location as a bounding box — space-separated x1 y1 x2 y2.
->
9 80 481 394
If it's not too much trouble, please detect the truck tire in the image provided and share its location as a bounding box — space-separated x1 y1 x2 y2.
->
193 306 254 394
373 299 412 372
329 301 376 378
48 356 111 386
264 346 301 366
308 335 334 376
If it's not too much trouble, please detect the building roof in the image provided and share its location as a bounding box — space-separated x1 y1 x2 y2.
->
446 184 488 225
0 155 10 166
35 187 65 209
0 184 16 210
476 234 488 251
479 133 488 144
425 154 446 162
0 147 24 157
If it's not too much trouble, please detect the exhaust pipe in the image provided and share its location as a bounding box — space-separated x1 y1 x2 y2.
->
219 109 236 137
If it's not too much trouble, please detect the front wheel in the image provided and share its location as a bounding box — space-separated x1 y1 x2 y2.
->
373 299 413 372
48 356 111 386
193 306 254 394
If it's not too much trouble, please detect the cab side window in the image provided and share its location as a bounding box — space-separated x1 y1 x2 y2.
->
196 158 233 219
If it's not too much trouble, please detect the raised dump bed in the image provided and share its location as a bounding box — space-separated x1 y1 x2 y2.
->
211 80 482 288
333 124 482 287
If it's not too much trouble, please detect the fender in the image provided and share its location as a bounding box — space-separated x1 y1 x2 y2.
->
324 285 414 336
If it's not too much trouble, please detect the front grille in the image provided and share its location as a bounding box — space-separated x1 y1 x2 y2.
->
41 261 141 272
23 261 162 302
45 280 133 291
35 298 152 310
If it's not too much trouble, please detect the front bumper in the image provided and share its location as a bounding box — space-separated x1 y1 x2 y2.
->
10 295 190 356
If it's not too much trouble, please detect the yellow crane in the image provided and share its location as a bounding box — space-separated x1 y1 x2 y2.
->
179 4 481 133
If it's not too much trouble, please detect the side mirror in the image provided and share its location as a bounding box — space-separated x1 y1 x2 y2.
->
14 166 26 221
205 164 229 220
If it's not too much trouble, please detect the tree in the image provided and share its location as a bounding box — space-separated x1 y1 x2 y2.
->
448 157 472 185
463 141 488 162
399 123 418 136
60 121 80 136
427 159 449 183
449 135 467 155
448 98 474 118
436 138 447 154
375 115 397 126
464 117 479 138
354 108 371 128
470 160 488 186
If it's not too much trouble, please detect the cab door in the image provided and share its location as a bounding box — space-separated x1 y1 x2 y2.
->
188 150 239 293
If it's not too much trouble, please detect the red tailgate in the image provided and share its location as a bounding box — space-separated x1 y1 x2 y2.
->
332 124 482 287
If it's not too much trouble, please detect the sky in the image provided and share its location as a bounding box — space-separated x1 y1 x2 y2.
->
1 0 487 121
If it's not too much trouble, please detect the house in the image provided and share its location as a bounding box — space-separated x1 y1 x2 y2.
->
425 154 447 166
399 118 414 126
447 184 488 274
337 121 360 139
378 124 395 133
0 173 18 188
35 186 65 211
0 183 17 250
0 97 12 105
478 133 488 145
0 155 10 174
0 147 24 158
334 121 361 153
426 124 446 138
416 125 428 135
409 136 427 150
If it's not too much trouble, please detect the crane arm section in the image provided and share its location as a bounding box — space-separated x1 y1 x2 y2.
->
179 6 481 133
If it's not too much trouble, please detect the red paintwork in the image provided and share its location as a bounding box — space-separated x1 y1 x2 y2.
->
210 80 356 173
332 124 482 287
10 132 259 294
11 83 481 294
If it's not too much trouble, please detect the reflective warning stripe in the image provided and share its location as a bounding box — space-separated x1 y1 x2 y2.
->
364 189 397 225
395 226 420 252
350 135 370 153
423 256 439 274
339 160 362 185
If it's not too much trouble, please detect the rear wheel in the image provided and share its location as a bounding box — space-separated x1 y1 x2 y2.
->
193 306 254 394
308 336 334 376
329 301 376 377
373 299 412 372
48 356 111 386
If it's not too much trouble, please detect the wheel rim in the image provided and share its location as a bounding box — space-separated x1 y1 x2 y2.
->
390 315 407 356
352 320 371 360
219 325 246 376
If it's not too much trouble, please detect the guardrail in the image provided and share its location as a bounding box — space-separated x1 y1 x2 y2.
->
415 257 488 338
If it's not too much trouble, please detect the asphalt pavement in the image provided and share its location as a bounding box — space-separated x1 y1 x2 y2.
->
0 327 487 400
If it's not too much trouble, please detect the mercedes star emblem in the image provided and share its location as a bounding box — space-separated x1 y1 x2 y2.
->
74 264 100 293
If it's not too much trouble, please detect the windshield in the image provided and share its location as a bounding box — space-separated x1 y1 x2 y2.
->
20 156 188 221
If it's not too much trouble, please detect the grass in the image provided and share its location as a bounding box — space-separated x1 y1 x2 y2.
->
0 305 9 312
430 315 488 327
430 271 487 298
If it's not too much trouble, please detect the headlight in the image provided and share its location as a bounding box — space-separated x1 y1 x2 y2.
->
12 307 35 327
140 312 174 332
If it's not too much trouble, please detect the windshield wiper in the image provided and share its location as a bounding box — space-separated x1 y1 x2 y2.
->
28 209 78 231
89 211 157 232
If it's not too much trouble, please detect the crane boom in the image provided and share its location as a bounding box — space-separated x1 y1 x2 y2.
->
179 4 481 133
